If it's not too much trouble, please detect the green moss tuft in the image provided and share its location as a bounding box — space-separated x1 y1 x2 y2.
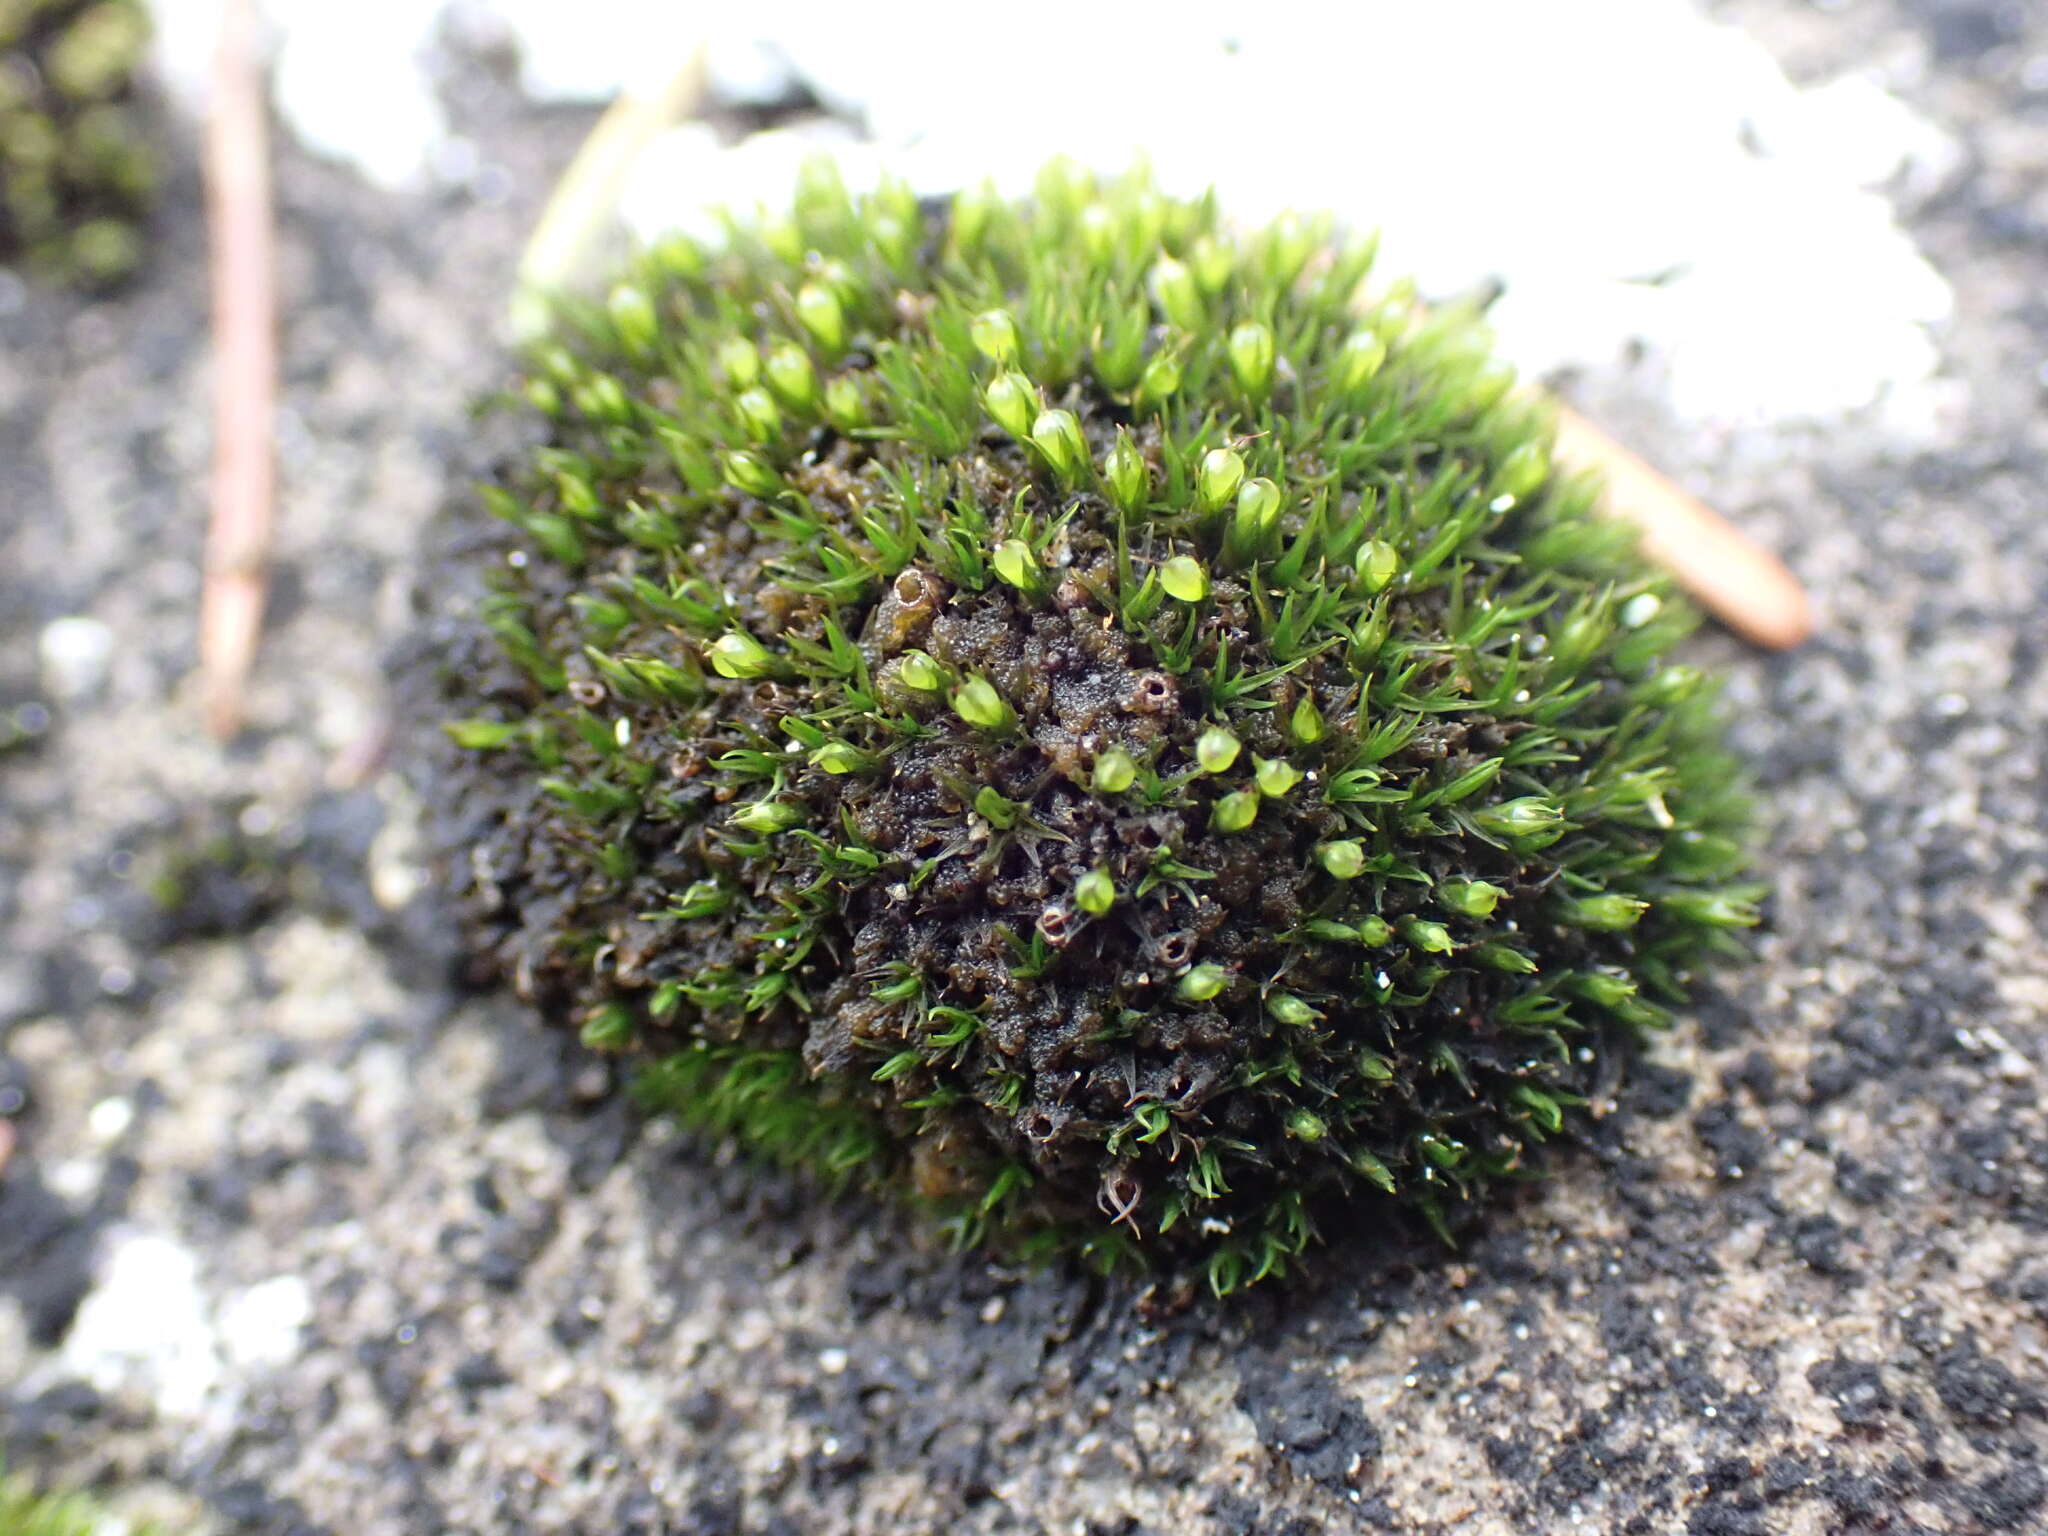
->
1 0 154 287
436 161 1755 1293
0 1466 170 1536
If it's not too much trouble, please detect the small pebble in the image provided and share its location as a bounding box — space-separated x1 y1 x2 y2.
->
38 616 116 701
88 1096 134 1141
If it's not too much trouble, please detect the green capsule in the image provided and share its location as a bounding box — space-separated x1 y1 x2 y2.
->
1285 1108 1327 1142
1267 994 1321 1027
1176 963 1228 1002
1657 890 1761 928
1550 604 1612 671
983 371 1038 439
723 448 785 499
1353 915 1394 947
1439 879 1505 918
573 375 632 424
822 374 868 431
1290 694 1324 744
1473 942 1539 974
764 342 818 411
1569 970 1638 1009
1317 840 1366 879
1253 756 1303 798
1195 726 1241 774
1211 788 1259 833
1336 330 1388 394
1557 893 1649 931
1228 477 1283 562
708 630 777 679
1492 441 1550 504
607 284 658 355
970 307 1021 363
1103 432 1150 515
992 538 1040 592
523 378 562 416
1150 255 1203 330
1399 916 1456 954
663 429 720 492
952 675 1016 733
1188 235 1234 295
1196 447 1246 513
796 281 848 354
732 799 804 833
1091 747 1137 794
810 740 873 774
716 336 760 387
1030 408 1090 483
1228 321 1277 402
1160 554 1209 603
1637 664 1705 706
1356 540 1400 594
973 785 1020 829
1474 796 1563 845
1074 867 1116 916
1078 202 1116 262
1134 348 1183 410
1620 592 1663 629
735 387 782 442
895 650 946 693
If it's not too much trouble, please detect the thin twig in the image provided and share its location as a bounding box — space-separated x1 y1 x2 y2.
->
199 0 277 740
1549 403 1813 650
509 50 709 341
1342 286 1813 649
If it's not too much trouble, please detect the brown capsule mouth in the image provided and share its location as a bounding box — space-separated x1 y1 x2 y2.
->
1035 904 1076 946
1097 1167 1144 1227
1127 672 1177 713
1021 1105 1068 1143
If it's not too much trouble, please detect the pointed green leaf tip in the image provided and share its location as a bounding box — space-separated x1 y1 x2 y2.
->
443 161 1753 1293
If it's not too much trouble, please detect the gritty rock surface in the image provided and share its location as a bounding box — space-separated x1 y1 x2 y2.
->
3 6 2047 1533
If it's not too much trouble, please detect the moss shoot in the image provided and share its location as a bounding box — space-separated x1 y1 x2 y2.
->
0 0 154 287
434 163 1755 1294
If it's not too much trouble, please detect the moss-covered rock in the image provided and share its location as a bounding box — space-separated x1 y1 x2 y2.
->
0 0 153 287
431 163 1755 1293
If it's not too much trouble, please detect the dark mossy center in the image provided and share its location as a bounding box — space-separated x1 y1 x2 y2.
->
435 163 1755 1292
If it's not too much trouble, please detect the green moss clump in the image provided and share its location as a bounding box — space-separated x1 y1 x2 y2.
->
0 0 154 287
436 162 1755 1293
0 1466 167 1536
